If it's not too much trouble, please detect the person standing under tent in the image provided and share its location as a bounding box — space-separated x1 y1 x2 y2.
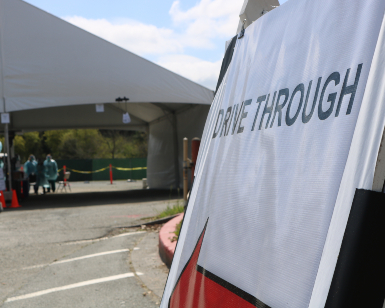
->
0 142 4 212
36 159 49 194
0 142 6 192
44 154 58 193
24 155 37 197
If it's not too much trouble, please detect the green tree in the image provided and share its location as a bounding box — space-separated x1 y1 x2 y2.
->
14 135 26 159
12 132 48 162
45 130 66 158
99 130 134 159
122 131 148 158
0 129 148 161
24 132 45 160
57 129 104 159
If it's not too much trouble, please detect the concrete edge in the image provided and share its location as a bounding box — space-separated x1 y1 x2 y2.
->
121 214 181 229
158 213 184 268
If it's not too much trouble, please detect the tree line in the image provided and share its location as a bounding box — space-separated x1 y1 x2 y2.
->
0 129 148 162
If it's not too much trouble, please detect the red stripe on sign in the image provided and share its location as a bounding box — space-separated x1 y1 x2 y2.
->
169 221 270 308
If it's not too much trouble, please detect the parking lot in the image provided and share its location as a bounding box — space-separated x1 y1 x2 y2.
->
0 183 175 307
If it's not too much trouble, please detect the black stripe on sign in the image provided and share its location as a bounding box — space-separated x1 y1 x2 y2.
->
196 265 271 308
325 189 385 308
214 35 237 95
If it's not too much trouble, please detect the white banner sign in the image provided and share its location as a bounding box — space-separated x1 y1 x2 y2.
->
1 113 10 124
122 112 131 124
95 103 104 112
161 0 385 307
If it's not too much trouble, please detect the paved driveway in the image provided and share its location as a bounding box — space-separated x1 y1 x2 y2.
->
0 188 175 307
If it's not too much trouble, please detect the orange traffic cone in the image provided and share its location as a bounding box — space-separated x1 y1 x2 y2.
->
0 191 6 209
10 190 21 208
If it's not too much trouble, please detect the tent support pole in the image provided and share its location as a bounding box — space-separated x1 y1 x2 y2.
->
172 112 180 189
4 123 11 193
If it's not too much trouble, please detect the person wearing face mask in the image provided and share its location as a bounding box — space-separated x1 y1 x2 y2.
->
36 158 49 194
24 154 37 197
0 142 5 211
44 154 58 193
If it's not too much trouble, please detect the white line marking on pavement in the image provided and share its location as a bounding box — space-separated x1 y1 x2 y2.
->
5 272 143 303
22 249 130 270
54 249 129 265
21 264 46 270
24 232 147 271
112 231 146 238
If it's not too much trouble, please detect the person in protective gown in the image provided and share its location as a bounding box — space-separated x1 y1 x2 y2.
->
36 159 49 194
44 154 58 193
0 142 5 212
24 155 37 197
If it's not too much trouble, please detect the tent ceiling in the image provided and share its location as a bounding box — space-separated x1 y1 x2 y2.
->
0 0 213 115
0 102 200 132
0 0 214 190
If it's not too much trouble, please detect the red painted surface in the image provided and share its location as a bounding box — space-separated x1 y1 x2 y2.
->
169 224 256 308
63 165 67 186
159 213 184 267
0 191 7 208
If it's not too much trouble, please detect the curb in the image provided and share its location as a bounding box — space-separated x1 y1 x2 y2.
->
121 214 180 228
159 213 184 268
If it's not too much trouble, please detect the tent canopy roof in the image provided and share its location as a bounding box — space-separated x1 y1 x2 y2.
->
9 102 199 132
0 0 213 120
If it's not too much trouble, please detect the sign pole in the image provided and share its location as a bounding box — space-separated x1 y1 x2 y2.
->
109 164 113 184
183 138 188 204
63 165 67 187
191 138 200 182
4 122 11 194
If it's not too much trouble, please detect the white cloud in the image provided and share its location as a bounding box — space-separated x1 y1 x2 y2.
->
64 16 184 55
158 55 222 90
63 0 243 89
170 0 242 39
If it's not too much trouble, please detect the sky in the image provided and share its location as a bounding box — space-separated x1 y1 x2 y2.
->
23 0 287 90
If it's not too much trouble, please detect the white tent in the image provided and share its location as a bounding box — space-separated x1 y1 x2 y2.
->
235 0 279 33
0 0 214 189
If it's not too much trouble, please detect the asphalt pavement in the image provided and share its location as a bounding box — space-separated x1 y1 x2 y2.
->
0 182 174 308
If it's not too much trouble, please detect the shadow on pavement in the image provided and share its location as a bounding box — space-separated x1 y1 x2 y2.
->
4 189 181 211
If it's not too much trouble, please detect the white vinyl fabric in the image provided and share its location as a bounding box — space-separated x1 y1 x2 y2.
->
0 0 212 112
162 0 385 307
309 10 385 308
0 0 214 189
